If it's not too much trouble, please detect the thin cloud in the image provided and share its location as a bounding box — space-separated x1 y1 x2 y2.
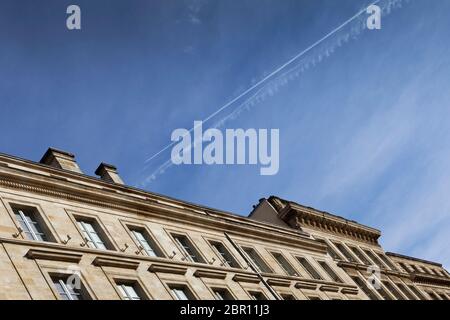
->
140 0 410 186
186 0 207 25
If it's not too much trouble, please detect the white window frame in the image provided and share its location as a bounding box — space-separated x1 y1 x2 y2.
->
171 287 190 300
77 220 107 250
14 209 47 241
131 229 158 257
117 283 141 300
53 278 83 300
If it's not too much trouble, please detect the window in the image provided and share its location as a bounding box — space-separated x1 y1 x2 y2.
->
130 228 163 257
437 293 448 300
396 283 417 300
13 207 49 241
363 249 386 269
242 247 272 273
212 288 234 300
426 291 440 300
348 246 372 265
383 281 404 300
307 296 321 300
399 262 412 273
318 261 343 283
377 285 393 300
51 275 88 300
77 219 109 250
326 245 341 260
424 267 435 275
316 238 341 260
377 253 397 270
173 234 204 263
271 252 298 276
249 291 267 300
408 285 427 300
412 264 427 273
169 285 196 300
333 242 357 263
296 257 322 280
435 269 447 277
280 293 296 300
116 282 143 300
210 241 239 268
351 276 379 300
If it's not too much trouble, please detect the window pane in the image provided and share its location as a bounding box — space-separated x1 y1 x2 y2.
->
351 276 379 300
396 283 417 300
408 285 427 300
377 253 397 270
271 252 298 276
174 235 202 263
78 220 107 250
213 289 233 300
249 291 267 300
318 261 342 283
117 283 141 300
52 276 86 300
297 257 322 280
172 288 189 300
349 246 372 265
281 294 296 300
132 230 158 257
363 250 386 269
14 209 48 242
242 247 272 273
333 243 356 263
211 242 239 268
383 281 405 300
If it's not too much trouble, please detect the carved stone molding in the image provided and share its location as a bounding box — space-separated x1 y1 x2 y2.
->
295 281 317 290
319 285 340 293
26 248 82 263
148 263 188 275
266 278 291 287
92 257 140 270
341 287 359 295
193 269 227 280
232 274 260 284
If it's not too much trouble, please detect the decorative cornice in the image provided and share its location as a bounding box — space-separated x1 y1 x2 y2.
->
340 287 359 295
0 171 325 254
193 269 227 280
232 274 260 284
295 281 317 290
92 257 140 270
266 278 291 287
279 204 381 245
26 248 82 263
336 261 410 279
148 263 188 275
386 252 443 268
319 285 340 293
411 273 450 286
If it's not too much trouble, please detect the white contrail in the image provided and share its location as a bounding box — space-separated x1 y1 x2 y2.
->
143 0 381 164
140 0 411 186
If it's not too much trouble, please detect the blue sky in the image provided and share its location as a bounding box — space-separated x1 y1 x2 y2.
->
1 0 449 267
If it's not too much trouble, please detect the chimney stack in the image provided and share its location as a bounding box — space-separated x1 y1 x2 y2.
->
95 163 124 185
40 148 83 173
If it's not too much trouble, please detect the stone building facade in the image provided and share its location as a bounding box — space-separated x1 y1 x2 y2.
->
0 148 448 300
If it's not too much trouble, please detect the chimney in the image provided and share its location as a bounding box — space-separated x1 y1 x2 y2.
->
40 148 83 173
95 163 124 185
